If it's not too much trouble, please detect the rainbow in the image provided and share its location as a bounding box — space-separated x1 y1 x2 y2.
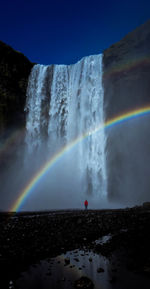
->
10 106 150 212
103 53 150 78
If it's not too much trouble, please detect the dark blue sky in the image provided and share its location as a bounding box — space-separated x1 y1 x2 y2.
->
0 0 150 65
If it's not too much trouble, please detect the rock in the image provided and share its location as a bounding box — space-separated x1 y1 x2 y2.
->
0 40 34 170
109 276 117 283
64 257 70 265
0 40 33 133
103 19 150 203
97 267 104 273
74 258 79 262
77 218 82 224
143 202 150 209
143 266 150 273
9 280 14 289
112 268 117 272
74 276 94 289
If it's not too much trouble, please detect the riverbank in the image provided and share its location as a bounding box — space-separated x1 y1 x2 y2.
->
1 206 150 288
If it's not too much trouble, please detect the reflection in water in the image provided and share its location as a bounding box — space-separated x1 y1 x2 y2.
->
16 249 110 289
94 234 112 245
15 235 150 289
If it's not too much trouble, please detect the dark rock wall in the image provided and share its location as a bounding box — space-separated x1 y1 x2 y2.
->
0 41 33 134
103 20 150 204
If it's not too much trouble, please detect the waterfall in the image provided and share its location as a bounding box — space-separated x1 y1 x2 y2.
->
25 54 107 198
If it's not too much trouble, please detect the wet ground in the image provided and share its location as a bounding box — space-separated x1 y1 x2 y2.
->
1 207 150 288
9 242 150 289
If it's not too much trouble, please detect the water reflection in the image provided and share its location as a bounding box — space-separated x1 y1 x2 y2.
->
15 235 150 289
16 249 111 289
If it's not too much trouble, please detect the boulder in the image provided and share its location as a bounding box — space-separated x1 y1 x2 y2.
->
74 276 94 289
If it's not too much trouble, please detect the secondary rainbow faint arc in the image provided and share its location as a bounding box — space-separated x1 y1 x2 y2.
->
11 106 150 212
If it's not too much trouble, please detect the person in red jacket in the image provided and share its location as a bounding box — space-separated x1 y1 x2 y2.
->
84 200 88 210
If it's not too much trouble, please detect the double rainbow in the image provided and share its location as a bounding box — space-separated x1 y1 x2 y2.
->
10 106 150 212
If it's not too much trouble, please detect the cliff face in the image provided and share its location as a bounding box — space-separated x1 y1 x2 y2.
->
103 19 150 118
0 41 33 133
103 20 150 204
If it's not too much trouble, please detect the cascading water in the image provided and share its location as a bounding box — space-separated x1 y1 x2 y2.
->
25 54 107 203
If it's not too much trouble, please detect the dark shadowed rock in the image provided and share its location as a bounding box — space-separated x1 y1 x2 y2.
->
109 276 117 283
143 202 150 209
74 257 79 262
97 267 104 273
74 276 94 288
64 257 70 265
103 19 150 203
0 40 33 133
103 19 150 118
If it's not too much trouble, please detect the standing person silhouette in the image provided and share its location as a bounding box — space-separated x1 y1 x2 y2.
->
84 200 88 210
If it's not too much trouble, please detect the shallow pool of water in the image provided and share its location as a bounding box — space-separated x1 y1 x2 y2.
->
10 234 150 289
14 249 150 289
